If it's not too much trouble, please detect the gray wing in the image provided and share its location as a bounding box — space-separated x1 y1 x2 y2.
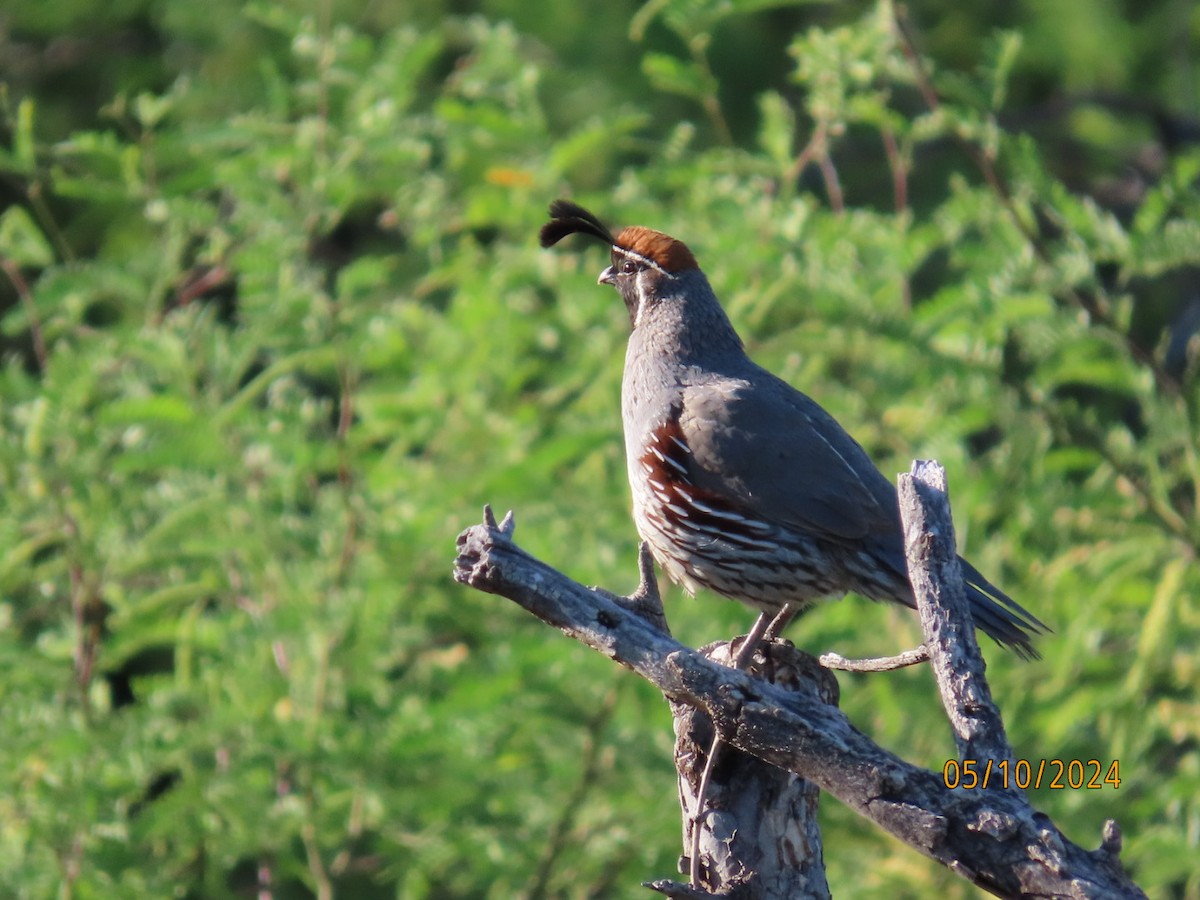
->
677 371 900 542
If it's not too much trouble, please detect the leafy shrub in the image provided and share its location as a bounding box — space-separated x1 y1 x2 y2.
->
1 1 1197 897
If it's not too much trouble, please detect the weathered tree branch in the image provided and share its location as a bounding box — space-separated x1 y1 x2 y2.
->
454 472 1144 898
820 644 930 672
901 460 1015 771
657 638 834 899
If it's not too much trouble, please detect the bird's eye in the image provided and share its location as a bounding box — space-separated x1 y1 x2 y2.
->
620 259 637 275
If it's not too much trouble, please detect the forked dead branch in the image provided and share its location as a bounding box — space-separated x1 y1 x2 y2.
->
453 462 1144 899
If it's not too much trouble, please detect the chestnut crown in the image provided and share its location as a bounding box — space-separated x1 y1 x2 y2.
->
539 200 698 275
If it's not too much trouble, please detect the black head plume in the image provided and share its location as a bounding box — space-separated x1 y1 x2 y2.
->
539 200 616 249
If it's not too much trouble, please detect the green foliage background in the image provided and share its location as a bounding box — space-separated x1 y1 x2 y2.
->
1 0 1198 897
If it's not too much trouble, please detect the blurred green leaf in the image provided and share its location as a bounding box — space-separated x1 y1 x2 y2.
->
642 52 710 101
0 207 53 268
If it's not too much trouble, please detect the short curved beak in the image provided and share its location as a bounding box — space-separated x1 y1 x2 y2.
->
597 266 616 286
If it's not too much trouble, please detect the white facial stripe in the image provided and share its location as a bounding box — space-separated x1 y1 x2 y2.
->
612 245 670 276
633 267 656 327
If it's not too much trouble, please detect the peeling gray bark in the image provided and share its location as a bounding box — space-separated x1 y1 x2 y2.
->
657 639 834 899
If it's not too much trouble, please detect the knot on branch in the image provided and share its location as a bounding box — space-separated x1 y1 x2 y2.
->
592 540 669 634
1099 819 1123 858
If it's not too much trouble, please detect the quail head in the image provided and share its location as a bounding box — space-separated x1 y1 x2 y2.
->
539 200 1047 658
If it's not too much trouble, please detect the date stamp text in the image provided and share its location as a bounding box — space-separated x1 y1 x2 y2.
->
942 758 1121 790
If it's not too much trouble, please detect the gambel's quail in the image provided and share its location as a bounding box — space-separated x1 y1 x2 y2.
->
540 200 1048 658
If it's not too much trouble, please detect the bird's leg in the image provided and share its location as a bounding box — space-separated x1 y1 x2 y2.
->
689 606 788 886
761 603 798 644
731 608 776 668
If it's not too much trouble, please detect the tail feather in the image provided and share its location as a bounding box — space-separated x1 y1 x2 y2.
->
958 557 1049 660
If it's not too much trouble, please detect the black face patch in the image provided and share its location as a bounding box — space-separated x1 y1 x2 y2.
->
607 246 673 328
617 277 641 326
